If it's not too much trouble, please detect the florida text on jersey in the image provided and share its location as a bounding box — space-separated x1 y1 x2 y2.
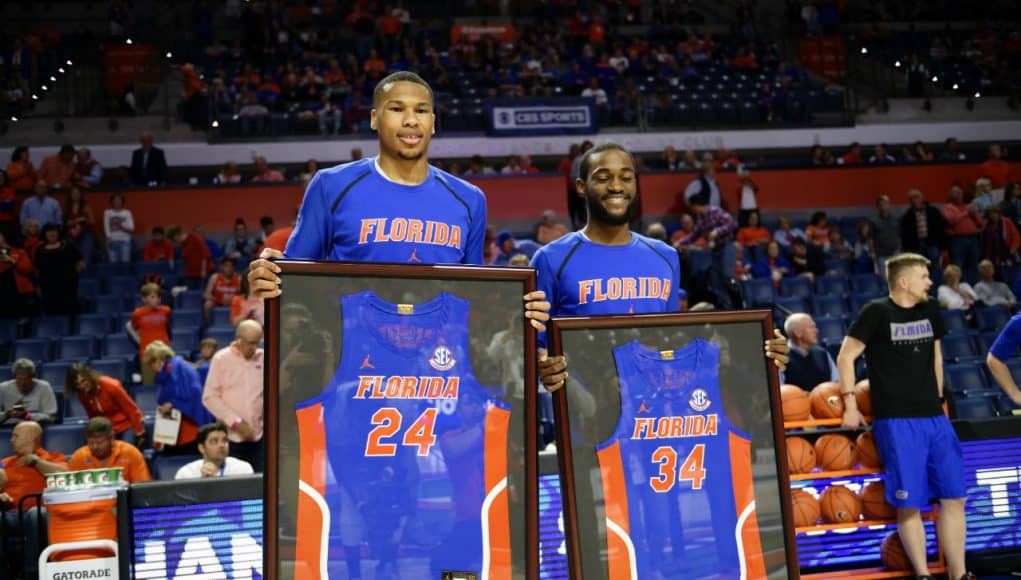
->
531 231 680 319
597 339 765 579
285 157 487 265
293 290 512 579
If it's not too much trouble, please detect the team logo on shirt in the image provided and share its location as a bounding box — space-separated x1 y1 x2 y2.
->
889 320 934 344
689 388 711 412
360 354 375 369
429 345 456 371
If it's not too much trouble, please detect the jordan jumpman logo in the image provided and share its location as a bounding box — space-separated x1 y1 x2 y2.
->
360 354 375 369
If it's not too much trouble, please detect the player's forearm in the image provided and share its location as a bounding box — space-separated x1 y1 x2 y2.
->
987 354 1021 398
835 352 859 412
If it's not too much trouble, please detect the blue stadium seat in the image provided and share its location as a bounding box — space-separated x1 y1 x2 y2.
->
177 290 204 311
63 395 89 422
12 338 52 364
172 310 204 331
945 364 989 393
779 277 813 300
0 318 19 345
170 327 200 354
32 316 71 338
850 273 884 295
43 424 83 456
137 261 174 277
940 309 970 334
75 313 112 338
815 316 847 344
848 292 881 316
132 384 160 413
90 358 130 384
812 295 847 318
975 331 1000 354
0 433 12 458
951 393 998 420
975 305 1010 332
56 336 99 361
92 295 124 315
102 334 138 359
741 278 775 307
824 259 851 276
204 327 236 347
77 278 101 301
996 394 1021 416
941 335 977 360
210 307 233 328
0 364 13 382
152 454 202 480
816 275 848 297
93 262 132 279
105 275 140 296
775 296 809 315
38 361 73 389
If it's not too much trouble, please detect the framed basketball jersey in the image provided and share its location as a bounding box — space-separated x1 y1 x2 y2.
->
265 262 539 580
549 311 798 580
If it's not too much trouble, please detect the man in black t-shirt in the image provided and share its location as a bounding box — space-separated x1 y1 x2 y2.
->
836 253 971 580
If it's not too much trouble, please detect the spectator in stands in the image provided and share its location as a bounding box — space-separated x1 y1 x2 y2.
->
972 178 997 214
810 145 831 166
0 171 14 244
671 213 706 248
75 148 103 188
518 154 540 174
130 132 168 187
645 222 668 243
938 264 977 311
659 146 681 171
676 193 739 308
19 180 62 229
65 187 95 265
0 360 57 425
20 219 40 260
204 257 241 320
251 156 284 182
65 364 146 445
581 77 609 124
500 155 523 175
34 224 83 315
823 227 855 265
6 146 36 191
975 259 1017 309
127 283 171 385
750 240 792 288
783 313 839 391
535 210 569 244
174 422 254 479
868 143 896 165
735 167 758 227
900 189 945 269
737 209 771 262
492 231 541 266
231 275 264 327
103 192 135 263
262 217 294 253
913 141 934 162
37 145 81 190
773 215 807 250
213 161 242 184
193 338 217 384
980 144 1013 191
316 93 343 136
142 226 174 262
223 219 257 262
68 417 151 483
1001 183 1021 230
942 185 983 282
837 142 863 165
144 341 215 455
202 320 265 472
0 421 68 578
168 224 212 289
256 216 274 245
0 229 34 316
980 205 1020 269
789 237 824 282
299 160 318 183
940 137 967 162
871 195 901 272
805 211 831 245
464 155 496 176
853 219 878 274
683 155 721 207
350 148 363 162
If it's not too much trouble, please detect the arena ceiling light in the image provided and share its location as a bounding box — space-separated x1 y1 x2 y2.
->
894 60 901 67
49 76 56 82
58 67 65 74
32 94 38 100
211 120 219 128
974 92 981 98
166 51 173 58
66 60 73 66
41 84 48 91
931 75 939 83
860 47 867 55
126 38 133 45
10 117 17 122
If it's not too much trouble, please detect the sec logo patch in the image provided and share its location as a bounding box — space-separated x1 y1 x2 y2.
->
430 345 456 371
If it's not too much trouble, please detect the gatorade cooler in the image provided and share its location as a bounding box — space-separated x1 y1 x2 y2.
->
42 468 126 565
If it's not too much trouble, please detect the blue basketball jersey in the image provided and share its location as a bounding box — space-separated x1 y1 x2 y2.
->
285 157 487 265
597 339 764 579
294 290 512 579
531 231 680 319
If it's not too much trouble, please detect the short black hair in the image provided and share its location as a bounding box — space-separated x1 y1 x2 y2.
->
152 226 164 235
259 215 274 227
10 146 28 163
688 193 710 207
372 71 434 107
197 421 229 447
85 416 114 438
59 144 75 155
577 142 635 181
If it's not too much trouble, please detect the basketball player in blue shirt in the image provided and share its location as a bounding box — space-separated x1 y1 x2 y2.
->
534 143 788 390
247 71 549 327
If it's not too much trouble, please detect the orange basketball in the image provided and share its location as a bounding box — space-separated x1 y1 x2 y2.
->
855 379 872 416
861 481 896 520
815 434 858 471
820 484 863 524
855 431 882 468
809 381 844 419
791 489 821 527
786 436 817 474
781 384 812 422
880 531 912 571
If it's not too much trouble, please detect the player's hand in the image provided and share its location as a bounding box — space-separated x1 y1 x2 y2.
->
538 348 568 393
247 248 283 299
764 329 789 371
523 290 550 332
16 453 38 467
200 461 219 478
134 433 148 450
0 492 12 506
1009 390 1021 407
159 402 174 415
236 420 255 441
841 408 865 430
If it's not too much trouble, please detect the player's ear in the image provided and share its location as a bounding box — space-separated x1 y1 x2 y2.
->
369 108 377 131
574 177 586 197
431 113 436 135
